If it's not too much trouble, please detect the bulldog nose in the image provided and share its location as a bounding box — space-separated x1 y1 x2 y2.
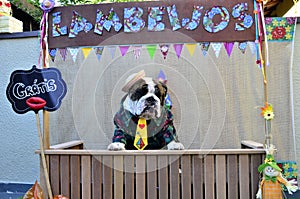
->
146 96 156 104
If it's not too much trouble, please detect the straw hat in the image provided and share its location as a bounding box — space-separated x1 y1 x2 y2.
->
258 154 282 173
122 70 146 92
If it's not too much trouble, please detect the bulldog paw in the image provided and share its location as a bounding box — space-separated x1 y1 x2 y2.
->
167 141 184 150
107 142 125 151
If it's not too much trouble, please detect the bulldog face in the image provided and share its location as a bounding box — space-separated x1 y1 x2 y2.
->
123 77 167 120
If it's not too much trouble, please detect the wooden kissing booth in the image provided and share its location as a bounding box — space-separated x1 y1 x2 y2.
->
34 0 294 198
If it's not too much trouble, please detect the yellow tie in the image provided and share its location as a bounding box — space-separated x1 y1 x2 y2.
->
134 118 148 150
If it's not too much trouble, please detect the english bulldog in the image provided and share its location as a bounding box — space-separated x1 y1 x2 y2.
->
107 70 184 150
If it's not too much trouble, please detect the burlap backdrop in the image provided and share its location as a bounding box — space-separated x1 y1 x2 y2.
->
49 41 295 160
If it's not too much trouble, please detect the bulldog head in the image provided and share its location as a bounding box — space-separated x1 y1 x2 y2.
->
122 70 167 120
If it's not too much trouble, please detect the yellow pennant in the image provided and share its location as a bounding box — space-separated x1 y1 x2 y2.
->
81 47 92 59
134 118 148 150
185 43 197 56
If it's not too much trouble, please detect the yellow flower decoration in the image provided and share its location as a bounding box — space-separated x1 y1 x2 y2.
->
261 103 274 120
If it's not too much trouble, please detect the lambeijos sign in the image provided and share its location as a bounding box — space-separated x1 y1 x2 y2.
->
48 0 256 48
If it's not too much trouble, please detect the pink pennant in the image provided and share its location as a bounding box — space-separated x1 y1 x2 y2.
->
224 42 234 57
173 44 183 58
119 46 130 56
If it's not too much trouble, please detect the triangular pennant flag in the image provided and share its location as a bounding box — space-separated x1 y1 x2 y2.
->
173 44 183 58
211 43 222 58
59 48 67 61
93 46 104 61
159 44 170 59
248 42 256 55
82 47 92 59
119 46 130 56
238 42 247 54
48 48 57 62
68 47 79 62
224 42 234 57
107 46 116 59
146 45 157 59
185 43 197 56
133 46 142 59
200 42 210 56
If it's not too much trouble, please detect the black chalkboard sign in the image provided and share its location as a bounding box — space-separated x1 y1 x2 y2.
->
6 65 67 114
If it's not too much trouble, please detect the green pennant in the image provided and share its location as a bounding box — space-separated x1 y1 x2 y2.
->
146 45 157 59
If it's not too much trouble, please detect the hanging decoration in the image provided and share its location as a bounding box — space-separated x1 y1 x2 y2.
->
59 48 67 61
119 46 130 56
265 17 297 42
211 42 222 58
68 48 79 62
133 46 142 59
185 43 197 57
173 44 183 58
159 44 170 59
238 42 247 54
200 42 210 56
261 102 274 121
146 45 157 59
224 42 234 57
93 46 104 61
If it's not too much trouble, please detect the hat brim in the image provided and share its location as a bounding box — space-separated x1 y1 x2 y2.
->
122 70 146 92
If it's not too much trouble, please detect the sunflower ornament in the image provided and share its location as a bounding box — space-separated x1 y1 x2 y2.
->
261 102 274 120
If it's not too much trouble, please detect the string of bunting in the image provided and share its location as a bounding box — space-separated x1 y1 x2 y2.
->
48 16 296 63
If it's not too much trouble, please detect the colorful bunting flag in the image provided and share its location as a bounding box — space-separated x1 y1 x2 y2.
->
159 44 170 59
211 43 222 58
173 44 183 58
93 46 104 61
238 42 247 54
185 43 197 56
200 42 210 56
48 48 57 62
119 46 130 56
107 46 116 59
146 45 157 59
248 42 257 55
133 46 142 59
224 42 234 57
82 47 92 59
59 48 67 61
68 48 79 62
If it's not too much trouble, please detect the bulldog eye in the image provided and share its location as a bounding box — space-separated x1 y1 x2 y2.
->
154 86 161 97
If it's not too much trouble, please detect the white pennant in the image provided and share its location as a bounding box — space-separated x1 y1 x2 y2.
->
68 48 79 62
211 43 222 58
248 42 257 55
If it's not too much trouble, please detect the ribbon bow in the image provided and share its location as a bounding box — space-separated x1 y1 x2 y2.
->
265 175 277 183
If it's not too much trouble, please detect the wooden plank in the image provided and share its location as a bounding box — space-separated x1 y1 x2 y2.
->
158 155 168 199
216 155 226 199
124 156 134 199
50 155 60 196
135 155 146 199
82 155 91 199
103 155 113 199
60 155 70 198
227 155 238 199
114 155 124 199
193 156 203 199
41 149 265 155
181 155 191 199
92 156 102 199
50 140 84 149
204 155 215 199
239 155 250 199
70 155 81 199
250 154 262 199
241 140 264 149
147 155 157 199
169 156 180 199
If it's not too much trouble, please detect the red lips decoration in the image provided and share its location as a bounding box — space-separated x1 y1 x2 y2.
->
26 97 46 113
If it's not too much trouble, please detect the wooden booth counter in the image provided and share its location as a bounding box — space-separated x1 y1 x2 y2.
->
37 140 265 199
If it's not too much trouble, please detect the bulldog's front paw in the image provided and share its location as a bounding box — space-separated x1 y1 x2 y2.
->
107 142 125 151
167 141 184 150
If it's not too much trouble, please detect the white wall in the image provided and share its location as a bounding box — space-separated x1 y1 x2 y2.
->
0 36 40 183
